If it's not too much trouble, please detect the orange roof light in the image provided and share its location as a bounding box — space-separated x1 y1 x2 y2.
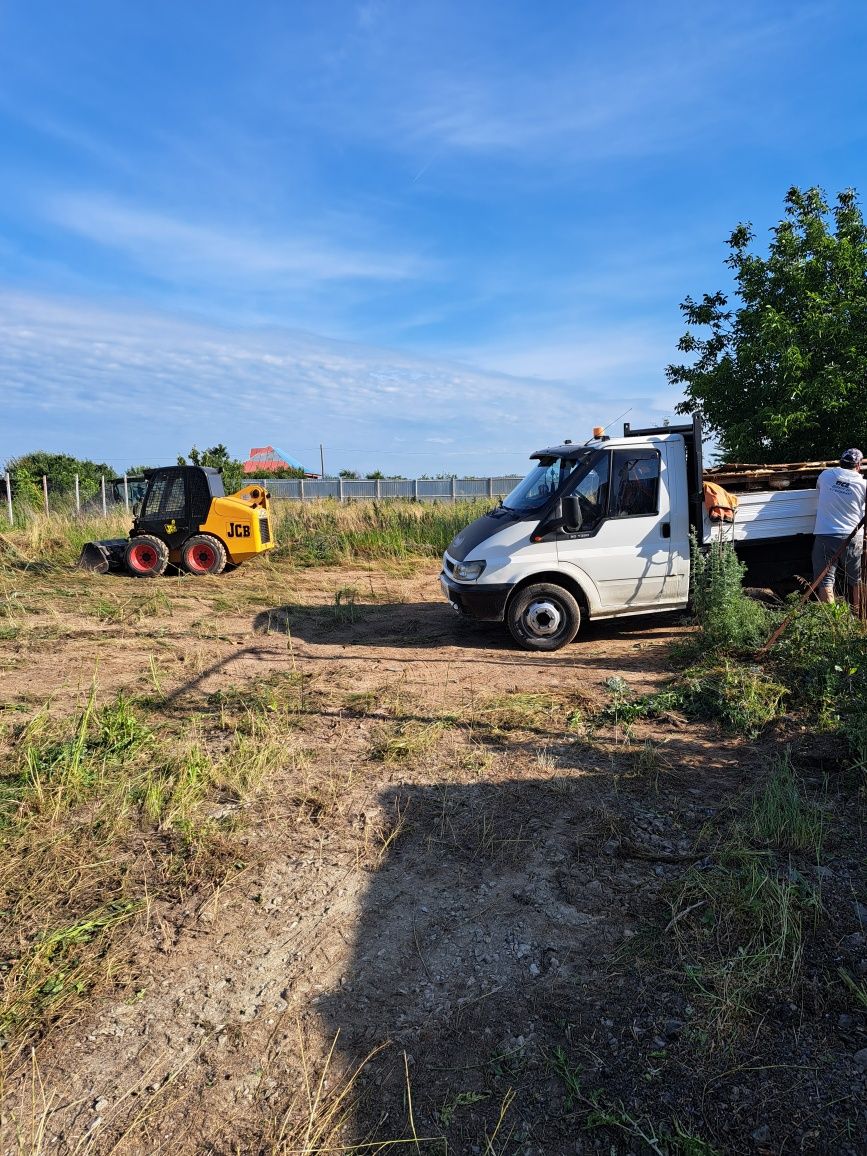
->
592 426 604 438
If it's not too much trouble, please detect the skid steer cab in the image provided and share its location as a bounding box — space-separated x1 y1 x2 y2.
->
78 466 275 578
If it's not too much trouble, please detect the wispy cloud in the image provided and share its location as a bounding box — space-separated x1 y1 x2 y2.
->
382 6 821 162
0 291 670 473
47 194 427 287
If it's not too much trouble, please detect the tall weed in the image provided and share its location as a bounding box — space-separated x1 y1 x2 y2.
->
0 498 491 570
774 602 867 766
689 535 771 654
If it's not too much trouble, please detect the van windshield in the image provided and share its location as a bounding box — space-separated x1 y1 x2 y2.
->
502 452 591 512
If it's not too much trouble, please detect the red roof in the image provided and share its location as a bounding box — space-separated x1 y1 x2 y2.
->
243 445 316 476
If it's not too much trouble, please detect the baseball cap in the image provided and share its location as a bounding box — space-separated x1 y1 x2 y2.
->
840 448 864 466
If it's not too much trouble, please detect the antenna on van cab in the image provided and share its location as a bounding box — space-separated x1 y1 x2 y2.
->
584 407 632 446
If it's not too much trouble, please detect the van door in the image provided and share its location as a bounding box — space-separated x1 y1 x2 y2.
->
557 444 675 613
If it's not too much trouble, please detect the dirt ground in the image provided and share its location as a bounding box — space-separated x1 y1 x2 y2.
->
1 558 866 1155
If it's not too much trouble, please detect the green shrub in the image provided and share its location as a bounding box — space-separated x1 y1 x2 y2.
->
689 535 771 654
600 662 787 737
774 602 867 765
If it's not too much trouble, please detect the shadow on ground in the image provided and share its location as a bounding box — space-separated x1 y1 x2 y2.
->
253 599 685 666
311 769 863 1155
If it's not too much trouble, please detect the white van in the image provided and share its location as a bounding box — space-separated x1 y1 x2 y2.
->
440 419 818 650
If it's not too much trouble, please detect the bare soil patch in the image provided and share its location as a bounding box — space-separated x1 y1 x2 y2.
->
1 558 865 1154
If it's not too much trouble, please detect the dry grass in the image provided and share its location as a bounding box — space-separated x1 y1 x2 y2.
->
0 689 267 1063
369 720 447 765
468 690 590 738
1 498 491 574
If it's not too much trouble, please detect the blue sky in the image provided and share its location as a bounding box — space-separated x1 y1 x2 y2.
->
2 0 866 476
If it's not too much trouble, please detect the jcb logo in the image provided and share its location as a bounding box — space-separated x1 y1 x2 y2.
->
226 523 251 538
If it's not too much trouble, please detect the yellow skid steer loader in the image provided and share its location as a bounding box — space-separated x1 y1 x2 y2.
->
78 465 274 576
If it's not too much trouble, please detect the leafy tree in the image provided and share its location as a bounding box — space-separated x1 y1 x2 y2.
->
178 444 239 471
4 451 113 500
178 444 306 490
178 444 245 492
668 186 867 462
259 466 306 479
339 469 360 479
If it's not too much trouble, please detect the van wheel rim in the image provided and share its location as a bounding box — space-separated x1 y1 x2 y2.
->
525 599 562 636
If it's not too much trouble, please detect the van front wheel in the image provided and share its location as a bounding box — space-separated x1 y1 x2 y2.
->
506 583 581 651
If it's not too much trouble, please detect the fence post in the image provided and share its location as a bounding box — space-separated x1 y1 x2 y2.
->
375 478 381 500
4 472 12 526
413 478 419 502
42 475 49 515
74 474 81 515
487 476 493 499
338 477 344 503
300 479 305 502
450 476 456 503
101 476 107 517
123 474 129 512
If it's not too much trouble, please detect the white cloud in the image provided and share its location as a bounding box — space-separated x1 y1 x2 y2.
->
462 328 676 388
0 291 672 473
47 194 427 287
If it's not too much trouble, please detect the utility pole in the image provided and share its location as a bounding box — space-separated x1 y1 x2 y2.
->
319 443 326 479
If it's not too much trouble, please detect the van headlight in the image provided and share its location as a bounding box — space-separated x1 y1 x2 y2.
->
453 560 486 581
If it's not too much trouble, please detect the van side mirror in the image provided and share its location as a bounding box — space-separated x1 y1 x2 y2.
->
562 495 583 532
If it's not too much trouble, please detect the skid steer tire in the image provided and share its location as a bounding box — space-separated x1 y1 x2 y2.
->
182 534 227 576
125 535 169 578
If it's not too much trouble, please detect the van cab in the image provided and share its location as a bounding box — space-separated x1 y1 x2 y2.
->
440 418 816 651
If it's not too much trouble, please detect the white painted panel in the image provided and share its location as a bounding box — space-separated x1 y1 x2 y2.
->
702 488 817 542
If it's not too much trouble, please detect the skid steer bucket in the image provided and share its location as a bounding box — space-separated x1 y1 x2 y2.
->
77 539 127 574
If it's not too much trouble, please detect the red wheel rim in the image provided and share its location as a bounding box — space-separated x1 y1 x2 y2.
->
129 543 157 572
187 542 217 573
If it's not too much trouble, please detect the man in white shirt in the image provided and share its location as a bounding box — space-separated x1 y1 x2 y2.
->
812 448 866 605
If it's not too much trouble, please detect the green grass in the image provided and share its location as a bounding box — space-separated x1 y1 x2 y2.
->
671 849 819 1029
745 753 824 853
839 967 867 1010
0 900 141 1043
369 719 446 763
773 601 867 770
